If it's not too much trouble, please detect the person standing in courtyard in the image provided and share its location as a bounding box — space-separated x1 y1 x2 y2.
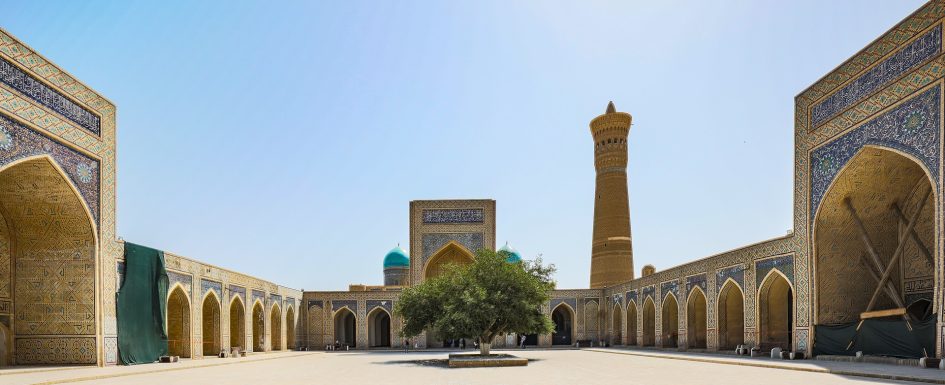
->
520 334 526 349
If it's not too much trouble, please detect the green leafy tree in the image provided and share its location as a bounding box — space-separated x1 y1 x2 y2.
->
394 248 556 355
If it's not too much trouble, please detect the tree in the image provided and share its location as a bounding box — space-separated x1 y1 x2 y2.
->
394 248 555 355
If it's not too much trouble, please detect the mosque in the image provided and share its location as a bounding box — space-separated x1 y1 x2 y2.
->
0 0 943 367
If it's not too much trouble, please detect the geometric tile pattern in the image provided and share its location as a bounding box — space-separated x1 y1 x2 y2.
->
716 265 745 292
550 298 576 312
811 25 941 128
0 111 100 224
14 337 96 364
810 85 941 217
366 299 392 314
661 280 679 300
685 274 707 297
332 300 357 313
420 232 483 265
755 255 794 288
201 278 222 299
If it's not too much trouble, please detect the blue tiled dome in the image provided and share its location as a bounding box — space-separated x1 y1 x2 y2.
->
499 242 522 263
383 246 410 268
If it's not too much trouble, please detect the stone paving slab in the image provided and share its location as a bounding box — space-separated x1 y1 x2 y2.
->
587 348 945 384
2 349 943 385
0 351 316 385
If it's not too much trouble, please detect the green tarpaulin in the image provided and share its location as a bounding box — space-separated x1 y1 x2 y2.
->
813 315 936 358
117 242 169 365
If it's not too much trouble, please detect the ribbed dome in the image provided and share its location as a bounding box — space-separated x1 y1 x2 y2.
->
383 246 410 268
498 242 522 263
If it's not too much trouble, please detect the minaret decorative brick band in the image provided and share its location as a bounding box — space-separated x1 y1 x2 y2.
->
589 101 634 288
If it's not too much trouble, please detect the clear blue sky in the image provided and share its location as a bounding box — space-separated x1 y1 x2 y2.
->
2 1 927 290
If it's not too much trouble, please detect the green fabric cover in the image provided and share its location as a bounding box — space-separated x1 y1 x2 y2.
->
813 315 936 358
117 242 169 365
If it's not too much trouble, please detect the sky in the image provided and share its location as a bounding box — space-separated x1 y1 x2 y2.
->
1 0 928 291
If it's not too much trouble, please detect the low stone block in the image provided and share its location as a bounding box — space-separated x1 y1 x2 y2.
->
447 354 528 368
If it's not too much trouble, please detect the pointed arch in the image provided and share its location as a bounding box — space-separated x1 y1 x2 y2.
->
661 292 679 348
270 303 283 351
334 307 357 348
551 303 575 346
367 307 392 348
758 268 793 350
0 155 99 364
229 295 245 351
813 145 937 331
717 279 744 350
611 302 623 345
626 299 638 346
167 285 191 357
686 286 707 349
285 305 296 350
423 241 475 280
642 297 656 347
251 301 265 352
201 290 221 356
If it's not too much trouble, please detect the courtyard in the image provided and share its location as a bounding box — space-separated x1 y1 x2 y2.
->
3 349 945 385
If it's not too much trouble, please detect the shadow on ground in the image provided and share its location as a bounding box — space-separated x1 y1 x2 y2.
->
375 358 543 369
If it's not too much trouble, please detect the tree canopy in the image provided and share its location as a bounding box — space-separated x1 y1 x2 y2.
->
394 248 556 355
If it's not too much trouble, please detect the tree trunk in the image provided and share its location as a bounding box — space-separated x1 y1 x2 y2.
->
480 342 491 356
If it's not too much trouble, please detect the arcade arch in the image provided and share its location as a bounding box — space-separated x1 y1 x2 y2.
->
687 287 707 349
551 304 574 346
717 279 744 350
661 293 679 348
201 292 221 356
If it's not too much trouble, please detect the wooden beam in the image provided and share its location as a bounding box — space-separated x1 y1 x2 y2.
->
860 308 906 319
891 202 934 267
864 187 933 312
846 199 907 310
857 256 906 309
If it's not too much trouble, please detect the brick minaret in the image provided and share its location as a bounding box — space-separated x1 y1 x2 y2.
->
589 101 634 288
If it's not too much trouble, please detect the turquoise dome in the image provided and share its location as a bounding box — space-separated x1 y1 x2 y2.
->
499 242 522 263
383 246 410 268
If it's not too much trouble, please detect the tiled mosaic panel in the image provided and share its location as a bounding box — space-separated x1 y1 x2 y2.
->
228 284 245 300
167 270 192 292
810 85 941 220
626 290 637 305
332 299 357 313
550 298 576 312
270 293 282 305
201 278 222 299
15 337 96 364
0 56 100 134
0 111 100 224
755 255 794 288
661 280 679 300
366 299 392 313
811 25 941 127
420 232 484 262
422 209 483 224
252 289 265 306
686 274 707 297
716 265 745 292
642 286 655 302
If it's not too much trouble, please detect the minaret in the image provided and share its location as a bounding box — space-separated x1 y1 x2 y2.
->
589 101 634 288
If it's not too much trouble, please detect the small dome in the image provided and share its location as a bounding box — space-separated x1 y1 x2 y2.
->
498 242 522 263
383 246 410 268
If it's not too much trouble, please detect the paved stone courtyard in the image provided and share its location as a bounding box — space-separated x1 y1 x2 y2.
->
3 349 945 385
